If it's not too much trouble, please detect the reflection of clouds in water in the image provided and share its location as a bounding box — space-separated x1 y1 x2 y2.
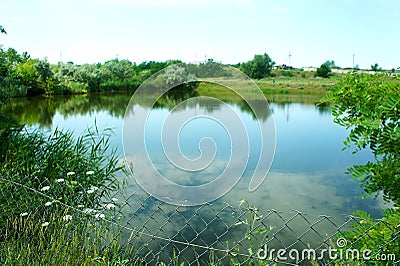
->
126 154 231 185
125 154 247 204
223 171 387 219
123 92 273 205
118 166 388 259
124 162 387 220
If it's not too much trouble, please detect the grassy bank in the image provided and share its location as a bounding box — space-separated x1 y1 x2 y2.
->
0 122 133 264
256 77 337 95
196 77 331 103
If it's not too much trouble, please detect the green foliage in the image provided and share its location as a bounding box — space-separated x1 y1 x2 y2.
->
316 60 334 78
0 126 123 231
0 213 143 265
279 70 295 77
162 64 196 90
0 114 136 264
0 90 9 105
34 59 55 95
0 48 30 99
185 59 229 78
14 59 38 94
0 25 6 34
228 199 272 265
321 73 400 205
371 63 382 72
322 73 399 261
239 53 275 79
337 209 400 263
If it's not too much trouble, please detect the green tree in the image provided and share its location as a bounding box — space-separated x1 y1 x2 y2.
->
239 53 275 79
162 65 196 90
34 59 57 95
321 73 400 205
371 63 382 71
14 59 41 95
74 64 103 92
102 59 136 80
322 73 400 261
316 60 334 78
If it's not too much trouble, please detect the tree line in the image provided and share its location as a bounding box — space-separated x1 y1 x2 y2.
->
0 45 279 101
0 47 185 98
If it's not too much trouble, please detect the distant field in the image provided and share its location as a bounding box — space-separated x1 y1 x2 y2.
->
256 77 337 95
196 77 330 104
196 73 337 99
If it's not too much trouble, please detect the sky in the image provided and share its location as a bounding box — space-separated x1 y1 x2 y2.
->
0 0 399 69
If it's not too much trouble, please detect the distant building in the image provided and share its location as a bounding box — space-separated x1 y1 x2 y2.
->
274 64 293 70
302 67 390 75
303 67 317 72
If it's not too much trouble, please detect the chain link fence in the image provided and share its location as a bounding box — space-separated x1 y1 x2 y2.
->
1 174 399 266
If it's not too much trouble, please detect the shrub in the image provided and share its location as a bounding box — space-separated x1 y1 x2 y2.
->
240 53 275 79
316 61 334 78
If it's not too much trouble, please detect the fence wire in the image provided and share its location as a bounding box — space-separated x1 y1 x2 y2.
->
1 176 399 265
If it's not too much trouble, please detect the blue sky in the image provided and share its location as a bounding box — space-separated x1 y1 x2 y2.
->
1 0 399 69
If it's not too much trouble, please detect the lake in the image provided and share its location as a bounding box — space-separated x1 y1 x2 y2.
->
1 90 388 262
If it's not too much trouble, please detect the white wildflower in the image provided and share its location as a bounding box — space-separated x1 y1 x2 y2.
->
44 201 53 206
87 185 98 194
63 215 72 221
56 178 65 183
95 213 105 219
111 198 118 202
20 212 28 217
66 171 75 176
77 205 84 208
40 186 50 191
86 170 95 175
41 222 50 227
83 208 95 214
104 203 116 210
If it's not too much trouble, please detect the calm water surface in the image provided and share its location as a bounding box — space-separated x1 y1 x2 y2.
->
1 91 388 257
2 92 386 216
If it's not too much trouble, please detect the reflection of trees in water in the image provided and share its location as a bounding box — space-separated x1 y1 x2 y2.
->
0 93 132 128
0 91 328 128
315 101 331 115
236 99 272 121
0 96 61 128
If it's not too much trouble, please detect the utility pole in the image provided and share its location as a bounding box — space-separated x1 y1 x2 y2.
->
288 52 292 67
352 54 355 69
59 50 62 62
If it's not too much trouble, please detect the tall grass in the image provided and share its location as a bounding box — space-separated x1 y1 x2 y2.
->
0 211 146 265
0 122 138 264
0 125 122 225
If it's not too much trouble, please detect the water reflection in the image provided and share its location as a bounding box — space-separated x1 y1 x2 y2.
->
1 92 329 128
1 91 388 260
1 92 385 212
1 92 384 213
